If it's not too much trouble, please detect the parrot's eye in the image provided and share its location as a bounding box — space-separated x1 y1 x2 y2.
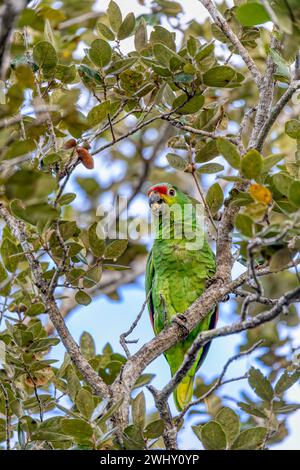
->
168 188 176 196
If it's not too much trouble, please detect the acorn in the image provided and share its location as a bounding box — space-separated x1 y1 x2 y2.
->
63 138 77 149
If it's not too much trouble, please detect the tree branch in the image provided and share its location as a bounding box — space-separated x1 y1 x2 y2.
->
199 0 262 86
147 385 178 450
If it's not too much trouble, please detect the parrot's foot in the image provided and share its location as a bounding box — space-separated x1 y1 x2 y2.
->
172 314 189 335
205 275 224 289
221 294 230 302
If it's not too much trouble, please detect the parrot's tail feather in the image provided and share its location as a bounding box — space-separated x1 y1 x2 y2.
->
173 375 194 411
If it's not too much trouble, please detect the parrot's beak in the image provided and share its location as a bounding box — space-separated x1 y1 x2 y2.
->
148 191 164 214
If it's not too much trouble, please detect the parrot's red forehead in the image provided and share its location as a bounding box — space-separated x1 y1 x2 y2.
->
147 185 168 196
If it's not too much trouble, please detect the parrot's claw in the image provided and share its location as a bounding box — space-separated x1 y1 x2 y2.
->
205 275 224 288
221 294 230 302
172 314 189 335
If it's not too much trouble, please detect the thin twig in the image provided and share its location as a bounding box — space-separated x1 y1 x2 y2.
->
120 290 151 358
191 171 218 233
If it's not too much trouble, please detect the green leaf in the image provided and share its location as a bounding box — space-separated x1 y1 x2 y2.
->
150 25 176 51
61 418 93 443
144 419 165 439
238 401 268 419
285 119 300 139
106 57 137 75
197 163 224 174
235 213 253 237
27 303 45 316
107 0 122 32
97 23 115 41
58 193 77 206
80 331 96 359
262 154 284 172
217 138 241 169
87 100 110 126
133 373 155 390
123 424 145 450
166 152 187 171
272 172 293 196
231 427 267 450
200 421 227 450
10 200 58 227
216 407 240 447
134 18 148 52
75 291 92 306
118 13 136 40
248 367 274 402
288 180 300 207
42 143 60 159
241 149 263 179
66 367 81 401
96 399 124 426
89 39 112 68
5 170 57 201
269 49 290 83
203 66 242 87
187 36 199 57
0 261 7 283
83 266 102 288
235 2 270 26
28 337 60 352
1 238 19 272
4 139 36 159
153 43 185 67
206 183 224 215
33 41 57 76
32 431 70 442
275 369 300 395
55 64 76 83
88 222 105 258
76 389 94 420
132 391 146 430
195 139 219 163
172 93 204 115
173 72 194 83
195 42 215 62
105 239 128 259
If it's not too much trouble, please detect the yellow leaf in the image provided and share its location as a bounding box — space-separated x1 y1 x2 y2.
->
250 184 272 205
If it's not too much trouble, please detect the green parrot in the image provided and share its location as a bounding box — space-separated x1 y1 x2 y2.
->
145 182 218 411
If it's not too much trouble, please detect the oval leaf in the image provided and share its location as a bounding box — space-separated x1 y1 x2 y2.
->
89 39 112 68
206 183 224 215
241 149 263 180
248 367 274 402
200 421 227 450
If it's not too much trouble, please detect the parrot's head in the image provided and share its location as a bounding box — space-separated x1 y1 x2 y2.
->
147 182 189 215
